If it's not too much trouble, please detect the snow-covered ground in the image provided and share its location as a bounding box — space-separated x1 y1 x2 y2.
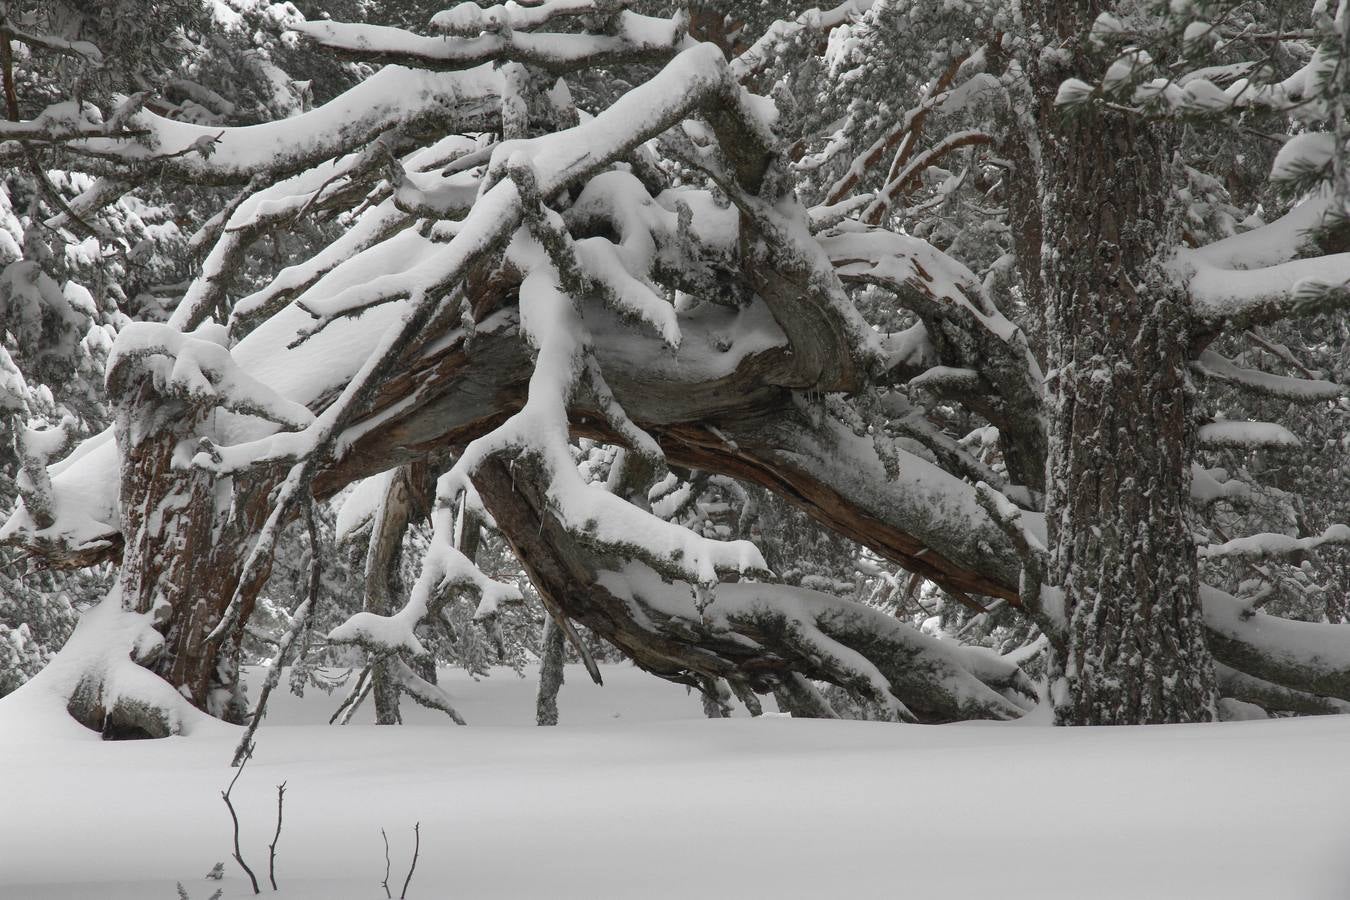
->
2 664 1349 899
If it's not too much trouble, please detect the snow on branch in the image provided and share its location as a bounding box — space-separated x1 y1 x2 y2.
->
442 243 764 587
391 658 466 724
598 561 1032 721
57 65 502 184
1191 349 1345 403
730 0 875 82
230 199 411 331
430 0 605 35
259 42 737 358
861 129 993 225
1191 463 1252 507
0 103 148 143
329 497 520 658
16 416 80 531
1203 585 1350 703
295 9 688 74
974 482 1057 632
1199 524 1350 562
0 13 102 63
1196 420 1301 450
1186 251 1350 331
1216 663 1350 717
823 225 1021 346
161 44 767 648
106 323 315 431
1187 195 1333 271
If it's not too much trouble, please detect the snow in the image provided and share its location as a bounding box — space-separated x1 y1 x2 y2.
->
1189 194 1331 270
71 64 501 181
1193 349 1344 402
1200 523 1350 560
1197 419 1301 450
2 663 1350 899
1203 585 1350 680
109 323 316 429
297 10 684 69
1187 250 1350 323
2 590 224 740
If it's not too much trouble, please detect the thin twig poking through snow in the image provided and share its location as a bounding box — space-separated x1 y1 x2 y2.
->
380 828 392 899
221 748 261 895
401 822 420 900
268 781 286 891
379 822 420 899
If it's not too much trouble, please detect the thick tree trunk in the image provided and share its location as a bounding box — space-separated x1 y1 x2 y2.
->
1035 4 1218 724
106 397 257 729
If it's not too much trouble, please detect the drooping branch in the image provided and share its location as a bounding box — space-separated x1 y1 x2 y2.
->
472 454 1031 722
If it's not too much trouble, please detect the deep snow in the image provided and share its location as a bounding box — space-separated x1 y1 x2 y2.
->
2 664 1349 899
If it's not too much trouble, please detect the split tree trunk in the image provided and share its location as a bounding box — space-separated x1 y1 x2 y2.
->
1034 2 1217 724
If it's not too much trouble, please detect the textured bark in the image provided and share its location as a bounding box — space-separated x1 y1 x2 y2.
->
364 466 417 725
105 383 268 729
1034 4 1218 724
535 614 565 726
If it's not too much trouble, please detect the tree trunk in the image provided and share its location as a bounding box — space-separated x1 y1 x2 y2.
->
105 393 257 730
363 463 435 725
1035 3 1218 724
536 614 565 726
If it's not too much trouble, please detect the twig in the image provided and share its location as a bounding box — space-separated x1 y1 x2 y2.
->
221 748 261 895
400 822 420 899
268 781 286 891
233 497 322 766
381 828 392 899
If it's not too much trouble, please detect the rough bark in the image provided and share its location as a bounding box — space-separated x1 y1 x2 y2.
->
1034 3 1218 724
536 614 565 726
363 466 418 725
98 381 270 731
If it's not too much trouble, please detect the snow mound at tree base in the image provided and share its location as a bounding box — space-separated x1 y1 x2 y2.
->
2 664 1348 899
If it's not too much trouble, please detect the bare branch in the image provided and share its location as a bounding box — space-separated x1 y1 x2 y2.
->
268 781 286 891
221 748 261 895
400 823 420 900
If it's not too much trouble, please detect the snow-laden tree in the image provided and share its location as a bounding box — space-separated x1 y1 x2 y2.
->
3 0 1350 739
0 0 332 696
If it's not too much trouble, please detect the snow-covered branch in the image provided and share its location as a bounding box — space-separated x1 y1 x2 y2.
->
295 9 687 74
1191 349 1345 403
1187 252 1350 332
106 324 315 430
1199 524 1350 562
55 66 502 185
